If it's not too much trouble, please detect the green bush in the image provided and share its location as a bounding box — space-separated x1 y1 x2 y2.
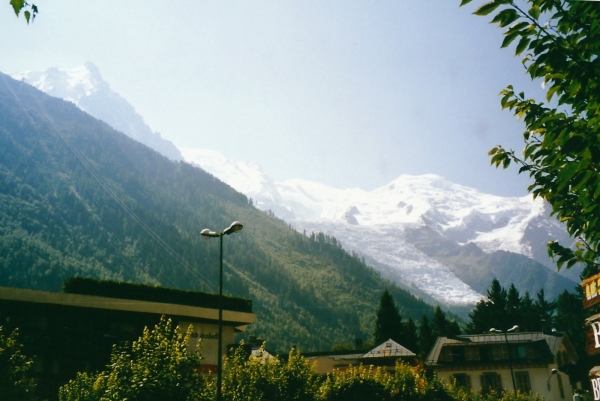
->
58 316 208 401
220 344 318 401
57 323 543 401
0 324 37 401
317 365 390 401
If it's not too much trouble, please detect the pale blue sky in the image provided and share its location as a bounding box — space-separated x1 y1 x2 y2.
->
0 1 545 196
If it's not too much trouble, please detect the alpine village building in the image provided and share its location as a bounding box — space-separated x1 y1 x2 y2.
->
425 332 578 400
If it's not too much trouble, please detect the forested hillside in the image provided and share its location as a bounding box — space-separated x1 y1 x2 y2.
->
0 73 434 352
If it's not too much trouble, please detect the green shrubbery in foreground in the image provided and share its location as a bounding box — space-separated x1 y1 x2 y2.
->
57 317 539 401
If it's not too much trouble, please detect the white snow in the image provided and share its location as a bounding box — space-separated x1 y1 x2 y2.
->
180 148 568 306
12 63 183 161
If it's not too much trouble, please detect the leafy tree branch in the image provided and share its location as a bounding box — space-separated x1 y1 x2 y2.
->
461 0 600 277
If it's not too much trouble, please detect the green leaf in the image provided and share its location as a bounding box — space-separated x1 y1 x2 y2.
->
515 36 531 55
473 1 502 16
24 10 30 24
546 84 560 102
9 0 25 16
459 0 474 6
501 29 522 48
528 5 540 20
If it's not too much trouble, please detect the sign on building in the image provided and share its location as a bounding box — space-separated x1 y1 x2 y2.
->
582 273 600 309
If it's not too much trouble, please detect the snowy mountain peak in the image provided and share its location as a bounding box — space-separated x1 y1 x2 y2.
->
12 62 106 107
11 63 183 162
181 148 578 306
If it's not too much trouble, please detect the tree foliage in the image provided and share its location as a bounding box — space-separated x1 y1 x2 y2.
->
466 279 585 355
461 0 600 277
9 0 37 24
57 317 543 401
467 278 557 333
0 323 36 401
373 290 403 345
221 345 318 401
58 316 207 401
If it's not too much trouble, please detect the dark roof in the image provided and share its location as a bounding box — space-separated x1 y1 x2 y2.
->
303 349 367 358
63 277 253 313
425 332 572 367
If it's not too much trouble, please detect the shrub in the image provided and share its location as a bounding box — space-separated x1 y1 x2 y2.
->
58 316 208 401
221 344 318 401
0 324 37 401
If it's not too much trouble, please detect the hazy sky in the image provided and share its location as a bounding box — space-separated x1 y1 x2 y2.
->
0 1 546 197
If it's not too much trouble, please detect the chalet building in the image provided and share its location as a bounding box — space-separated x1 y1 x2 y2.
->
304 338 418 374
0 284 255 400
426 332 578 399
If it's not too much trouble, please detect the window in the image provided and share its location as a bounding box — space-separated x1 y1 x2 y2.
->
465 346 480 361
557 374 565 399
481 372 502 395
492 345 509 360
453 373 471 390
514 371 531 393
517 346 527 359
526 345 537 359
442 347 453 362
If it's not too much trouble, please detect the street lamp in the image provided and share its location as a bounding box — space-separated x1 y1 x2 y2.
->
547 368 558 390
201 221 243 401
489 325 519 392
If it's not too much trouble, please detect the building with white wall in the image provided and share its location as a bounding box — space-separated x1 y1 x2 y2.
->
426 332 578 400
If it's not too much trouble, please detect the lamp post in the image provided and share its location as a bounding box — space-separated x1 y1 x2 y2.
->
489 325 519 392
201 221 243 401
547 368 558 390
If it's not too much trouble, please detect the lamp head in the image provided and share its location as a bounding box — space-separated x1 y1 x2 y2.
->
551 368 557 374
201 228 220 239
508 325 520 333
489 328 501 333
223 221 243 235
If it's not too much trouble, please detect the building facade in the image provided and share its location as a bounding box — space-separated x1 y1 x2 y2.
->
426 332 578 400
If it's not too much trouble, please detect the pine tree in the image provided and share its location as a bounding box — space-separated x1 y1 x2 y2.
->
519 291 538 332
446 320 461 337
466 279 509 334
418 314 436 360
373 290 403 345
506 284 521 328
535 289 556 333
555 289 585 355
402 317 419 355
431 306 449 337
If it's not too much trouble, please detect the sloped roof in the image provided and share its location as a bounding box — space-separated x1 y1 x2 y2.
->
362 339 416 359
425 332 572 367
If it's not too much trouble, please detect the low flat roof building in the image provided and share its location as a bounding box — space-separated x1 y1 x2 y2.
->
0 281 255 400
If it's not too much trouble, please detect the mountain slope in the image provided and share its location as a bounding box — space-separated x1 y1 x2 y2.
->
0 72 434 352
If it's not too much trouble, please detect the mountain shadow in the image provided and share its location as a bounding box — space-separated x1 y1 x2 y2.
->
404 226 577 300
